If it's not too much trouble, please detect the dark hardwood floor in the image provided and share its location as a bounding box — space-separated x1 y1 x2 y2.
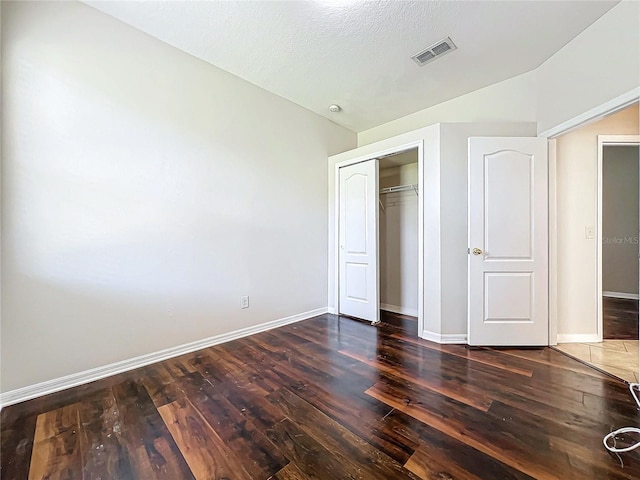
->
3 311 640 479
604 296 639 340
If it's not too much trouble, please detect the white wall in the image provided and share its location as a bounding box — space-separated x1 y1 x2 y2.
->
358 72 537 146
379 160 418 315
556 104 638 338
602 146 639 295
0 1 356 392
536 1 640 135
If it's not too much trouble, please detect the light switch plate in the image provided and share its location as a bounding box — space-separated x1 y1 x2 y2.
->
585 226 594 239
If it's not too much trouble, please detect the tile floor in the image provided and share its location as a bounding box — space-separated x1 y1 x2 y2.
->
555 339 639 382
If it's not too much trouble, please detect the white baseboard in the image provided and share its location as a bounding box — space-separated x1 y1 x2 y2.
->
422 330 467 344
603 291 639 300
0 307 328 408
380 303 418 317
327 306 337 315
556 333 600 343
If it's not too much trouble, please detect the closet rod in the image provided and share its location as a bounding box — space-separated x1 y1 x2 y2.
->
379 184 418 195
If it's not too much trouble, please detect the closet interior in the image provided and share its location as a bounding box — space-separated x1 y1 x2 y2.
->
379 148 419 319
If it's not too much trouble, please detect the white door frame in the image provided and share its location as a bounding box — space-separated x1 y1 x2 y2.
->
334 140 424 335
597 135 640 341
545 87 639 345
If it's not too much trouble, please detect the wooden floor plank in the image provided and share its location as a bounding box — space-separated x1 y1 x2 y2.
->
77 389 135 479
138 363 186 408
267 387 420 480
230 333 412 464
0 412 37 479
259 359 407 463
158 397 253 480
271 462 307 480
488 400 640 479
202 378 287 432
266 418 362 479
604 296 639 340
28 403 83 480
339 349 494 411
367 374 640 480
390 333 536 377
378 409 534 480
113 380 195 480
176 371 289 479
369 372 592 478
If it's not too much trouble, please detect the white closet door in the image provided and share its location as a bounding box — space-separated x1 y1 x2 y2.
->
339 159 379 323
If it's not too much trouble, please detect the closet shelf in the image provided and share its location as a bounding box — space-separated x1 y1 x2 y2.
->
380 184 418 195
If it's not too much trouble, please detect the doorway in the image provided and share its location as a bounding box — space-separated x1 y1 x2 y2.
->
379 149 419 334
601 143 640 343
553 102 640 382
335 144 423 335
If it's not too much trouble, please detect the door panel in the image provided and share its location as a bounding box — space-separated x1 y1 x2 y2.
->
344 173 368 253
345 263 368 301
484 151 533 259
339 160 379 322
469 138 548 346
484 272 533 322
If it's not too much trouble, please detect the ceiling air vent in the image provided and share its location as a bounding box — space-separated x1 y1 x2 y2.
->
411 37 456 66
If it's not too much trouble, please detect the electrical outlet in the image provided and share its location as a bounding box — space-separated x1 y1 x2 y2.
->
240 296 249 309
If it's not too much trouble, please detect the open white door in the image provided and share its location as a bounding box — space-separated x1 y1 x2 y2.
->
339 159 379 323
468 137 548 346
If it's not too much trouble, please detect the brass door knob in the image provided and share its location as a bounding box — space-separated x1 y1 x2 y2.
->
472 248 483 255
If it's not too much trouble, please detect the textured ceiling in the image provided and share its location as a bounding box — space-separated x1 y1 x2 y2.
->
85 0 617 132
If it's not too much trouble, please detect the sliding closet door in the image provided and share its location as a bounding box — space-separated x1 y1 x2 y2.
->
338 159 379 323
